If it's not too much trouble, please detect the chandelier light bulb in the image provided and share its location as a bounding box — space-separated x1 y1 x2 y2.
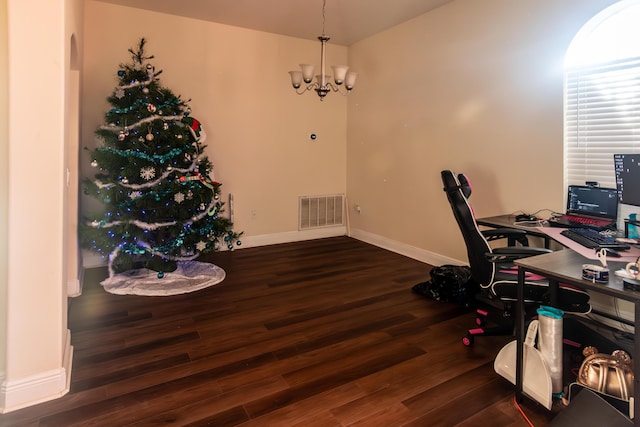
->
300 64 315 83
289 71 303 89
331 65 349 84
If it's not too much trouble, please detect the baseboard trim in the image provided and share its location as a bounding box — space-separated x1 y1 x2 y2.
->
67 276 82 298
238 226 348 248
348 228 465 267
0 330 73 414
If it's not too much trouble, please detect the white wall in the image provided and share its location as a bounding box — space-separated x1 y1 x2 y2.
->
81 2 349 252
0 0 8 389
1 0 83 412
347 0 619 263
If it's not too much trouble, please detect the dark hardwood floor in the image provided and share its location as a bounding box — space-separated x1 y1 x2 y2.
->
0 236 555 426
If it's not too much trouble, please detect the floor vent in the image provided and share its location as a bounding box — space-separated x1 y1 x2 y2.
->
299 194 345 230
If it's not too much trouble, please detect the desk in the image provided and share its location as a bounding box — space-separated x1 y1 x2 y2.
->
514 250 640 425
476 214 553 248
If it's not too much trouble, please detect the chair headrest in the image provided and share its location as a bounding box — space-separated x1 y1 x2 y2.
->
441 170 472 200
458 173 472 199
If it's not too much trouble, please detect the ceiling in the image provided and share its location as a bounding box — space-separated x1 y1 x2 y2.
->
94 0 454 46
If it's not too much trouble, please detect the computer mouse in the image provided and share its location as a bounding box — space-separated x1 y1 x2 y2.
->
602 248 622 258
515 214 537 222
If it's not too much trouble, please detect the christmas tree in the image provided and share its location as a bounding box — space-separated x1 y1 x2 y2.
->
82 38 241 278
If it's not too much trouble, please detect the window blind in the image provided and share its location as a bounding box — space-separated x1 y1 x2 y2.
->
565 56 640 189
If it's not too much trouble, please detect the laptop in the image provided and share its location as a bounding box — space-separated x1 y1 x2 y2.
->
548 185 619 230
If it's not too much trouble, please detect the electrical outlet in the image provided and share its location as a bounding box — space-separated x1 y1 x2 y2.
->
355 205 361 214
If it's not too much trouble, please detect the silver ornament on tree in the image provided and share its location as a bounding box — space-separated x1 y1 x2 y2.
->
91 160 98 167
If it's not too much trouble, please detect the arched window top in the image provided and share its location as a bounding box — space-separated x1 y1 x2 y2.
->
566 0 640 68
563 0 640 191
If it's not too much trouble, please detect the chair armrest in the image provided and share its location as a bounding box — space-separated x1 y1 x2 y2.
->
481 228 529 247
486 247 552 263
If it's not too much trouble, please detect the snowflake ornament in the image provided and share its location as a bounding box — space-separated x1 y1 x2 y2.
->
196 241 207 251
114 87 125 99
174 192 185 204
140 167 156 181
129 191 143 200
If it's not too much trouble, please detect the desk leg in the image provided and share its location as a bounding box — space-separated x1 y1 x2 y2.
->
635 301 640 426
516 267 525 402
548 279 559 306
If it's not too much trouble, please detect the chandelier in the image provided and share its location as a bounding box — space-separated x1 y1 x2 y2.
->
288 0 357 101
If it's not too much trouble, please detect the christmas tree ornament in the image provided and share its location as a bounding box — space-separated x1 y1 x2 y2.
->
115 87 125 99
118 132 126 141
182 116 206 142
174 192 185 204
121 177 129 184
146 131 154 141
140 166 156 181
91 160 98 167
157 272 164 279
163 122 169 130
142 87 150 94
118 70 125 77
147 103 157 113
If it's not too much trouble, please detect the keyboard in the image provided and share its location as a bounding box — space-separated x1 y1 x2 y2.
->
560 228 630 250
548 215 613 230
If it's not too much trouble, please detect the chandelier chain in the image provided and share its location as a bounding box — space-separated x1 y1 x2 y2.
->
322 0 326 36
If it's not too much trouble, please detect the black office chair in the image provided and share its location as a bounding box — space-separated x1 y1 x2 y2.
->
440 170 590 346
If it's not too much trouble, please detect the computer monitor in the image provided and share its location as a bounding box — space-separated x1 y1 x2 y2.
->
614 153 640 207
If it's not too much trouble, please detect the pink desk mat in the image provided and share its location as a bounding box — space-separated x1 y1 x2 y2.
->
537 226 640 263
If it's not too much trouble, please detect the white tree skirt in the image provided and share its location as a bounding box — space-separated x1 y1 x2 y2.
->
100 260 226 296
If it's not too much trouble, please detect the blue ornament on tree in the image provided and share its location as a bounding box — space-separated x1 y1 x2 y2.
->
118 70 125 77
157 272 164 279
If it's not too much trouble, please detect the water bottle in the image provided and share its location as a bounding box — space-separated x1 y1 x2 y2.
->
629 213 639 238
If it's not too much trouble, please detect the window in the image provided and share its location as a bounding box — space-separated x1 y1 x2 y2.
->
564 0 640 189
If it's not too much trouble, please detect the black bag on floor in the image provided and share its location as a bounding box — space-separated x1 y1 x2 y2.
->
412 265 477 308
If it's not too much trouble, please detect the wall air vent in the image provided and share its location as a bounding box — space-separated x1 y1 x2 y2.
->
299 194 344 230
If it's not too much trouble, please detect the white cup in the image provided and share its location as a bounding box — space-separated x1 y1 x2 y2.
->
625 259 640 279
